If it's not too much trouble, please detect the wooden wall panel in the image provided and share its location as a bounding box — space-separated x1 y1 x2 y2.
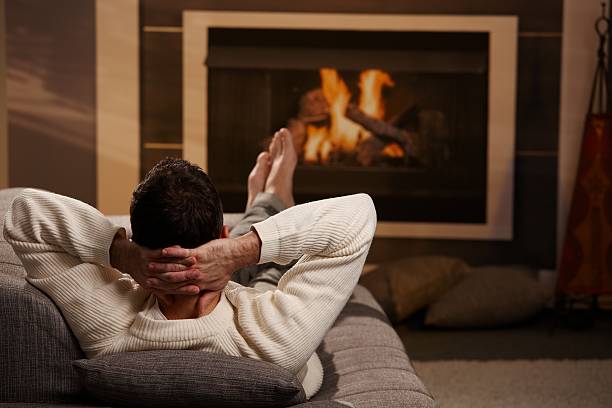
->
0 0 7 188
6 0 96 206
141 146 182 180
142 32 183 145
515 37 561 152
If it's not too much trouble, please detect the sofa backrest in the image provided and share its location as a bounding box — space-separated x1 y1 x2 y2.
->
0 188 86 403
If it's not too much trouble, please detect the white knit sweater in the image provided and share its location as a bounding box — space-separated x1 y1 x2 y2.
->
3 189 376 398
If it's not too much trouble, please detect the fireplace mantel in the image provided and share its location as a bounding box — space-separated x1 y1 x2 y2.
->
183 11 517 240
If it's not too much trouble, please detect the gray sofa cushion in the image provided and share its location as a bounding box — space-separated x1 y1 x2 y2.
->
313 286 435 408
73 350 306 408
0 264 86 403
0 188 86 403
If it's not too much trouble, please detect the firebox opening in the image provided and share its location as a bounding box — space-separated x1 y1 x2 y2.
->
206 28 488 224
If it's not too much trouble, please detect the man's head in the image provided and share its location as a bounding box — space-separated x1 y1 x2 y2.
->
130 158 223 249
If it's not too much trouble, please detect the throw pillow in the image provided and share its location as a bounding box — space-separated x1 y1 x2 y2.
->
425 265 547 327
359 256 466 322
73 350 306 408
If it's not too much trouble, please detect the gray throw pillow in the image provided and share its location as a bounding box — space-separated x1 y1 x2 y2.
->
425 265 547 327
73 350 306 408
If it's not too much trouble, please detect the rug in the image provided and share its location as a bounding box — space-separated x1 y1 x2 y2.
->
413 359 612 408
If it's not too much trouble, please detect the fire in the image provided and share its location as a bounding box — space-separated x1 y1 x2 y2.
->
303 125 327 163
358 70 394 120
304 68 397 164
320 68 361 152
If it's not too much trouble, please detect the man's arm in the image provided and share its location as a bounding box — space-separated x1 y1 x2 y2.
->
235 193 376 373
3 189 149 356
3 189 120 273
152 194 377 373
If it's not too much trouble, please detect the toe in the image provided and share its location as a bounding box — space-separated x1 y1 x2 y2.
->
278 128 298 159
257 151 271 165
279 128 290 138
269 133 280 157
279 128 295 149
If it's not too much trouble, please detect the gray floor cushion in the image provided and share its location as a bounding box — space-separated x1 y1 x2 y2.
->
426 265 547 328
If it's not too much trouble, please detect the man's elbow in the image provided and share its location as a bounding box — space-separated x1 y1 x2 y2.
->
3 192 28 243
355 193 377 239
4 189 37 231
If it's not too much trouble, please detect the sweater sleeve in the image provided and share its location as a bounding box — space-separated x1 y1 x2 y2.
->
3 189 147 355
225 193 377 374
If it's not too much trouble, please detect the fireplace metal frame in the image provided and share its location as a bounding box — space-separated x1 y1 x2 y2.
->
183 11 517 239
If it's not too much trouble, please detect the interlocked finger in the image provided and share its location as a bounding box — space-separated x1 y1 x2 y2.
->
146 277 200 294
148 256 196 266
148 262 191 273
147 262 193 273
156 270 202 283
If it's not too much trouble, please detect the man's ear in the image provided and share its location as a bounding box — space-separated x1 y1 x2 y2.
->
220 225 230 239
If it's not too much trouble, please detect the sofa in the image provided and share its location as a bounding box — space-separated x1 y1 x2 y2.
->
0 188 435 408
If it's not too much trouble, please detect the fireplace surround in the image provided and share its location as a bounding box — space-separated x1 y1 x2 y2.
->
183 12 517 239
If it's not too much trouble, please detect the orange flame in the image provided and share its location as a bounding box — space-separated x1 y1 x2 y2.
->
303 125 328 163
359 70 395 120
320 68 361 152
303 68 396 164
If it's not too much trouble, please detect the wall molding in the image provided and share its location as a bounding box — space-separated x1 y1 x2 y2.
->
96 0 140 214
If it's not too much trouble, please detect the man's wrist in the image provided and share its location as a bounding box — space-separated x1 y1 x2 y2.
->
230 231 261 270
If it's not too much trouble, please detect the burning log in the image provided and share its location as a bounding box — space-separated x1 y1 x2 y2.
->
298 89 329 123
355 137 406 166
355 136 387 166
286 88 331 155
345 104 418 157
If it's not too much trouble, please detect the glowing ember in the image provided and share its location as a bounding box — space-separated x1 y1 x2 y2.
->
303 68 396 164
382 143 404 158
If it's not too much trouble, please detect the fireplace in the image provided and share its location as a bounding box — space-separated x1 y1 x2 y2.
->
183 12 517 239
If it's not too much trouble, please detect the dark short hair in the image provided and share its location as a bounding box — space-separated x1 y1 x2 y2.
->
130 158 223 249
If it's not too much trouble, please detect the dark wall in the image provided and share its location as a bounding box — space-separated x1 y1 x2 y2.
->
140 0 561 268
6 0 96 206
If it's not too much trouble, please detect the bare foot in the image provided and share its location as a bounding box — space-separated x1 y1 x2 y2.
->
269 131 281 158
265 128 297 208
246 152 272 210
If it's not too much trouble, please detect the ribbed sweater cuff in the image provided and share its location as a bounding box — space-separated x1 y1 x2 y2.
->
251 217 280 264
92 221 123 267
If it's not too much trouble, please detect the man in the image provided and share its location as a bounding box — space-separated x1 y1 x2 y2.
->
3 129 376 399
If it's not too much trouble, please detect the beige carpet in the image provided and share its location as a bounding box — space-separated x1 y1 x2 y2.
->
413 359 612 408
